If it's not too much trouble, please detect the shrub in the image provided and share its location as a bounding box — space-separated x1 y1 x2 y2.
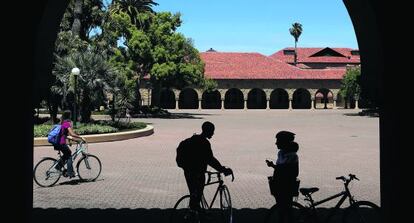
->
34 121 146 137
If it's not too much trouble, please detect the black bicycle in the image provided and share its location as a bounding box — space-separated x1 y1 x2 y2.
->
33 140 102 187
265 174 381 223
170 171 235 223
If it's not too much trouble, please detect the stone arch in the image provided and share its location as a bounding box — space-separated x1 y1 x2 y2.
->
315 88 334 109
159 89 176 109
179 88 198 109
247 88 266 109
33 3 404 222
292 88 311 109
270 89 289 109
224 88 244 109
202 90 221 109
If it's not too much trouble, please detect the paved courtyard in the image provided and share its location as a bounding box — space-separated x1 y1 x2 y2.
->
33 109 380 209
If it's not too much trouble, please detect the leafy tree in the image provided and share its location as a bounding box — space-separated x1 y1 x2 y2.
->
340 66 361 108
110 0 158 27
40 0 107 121
146 12 209 106
106 10 211 108
60 0 106 40
289 22 303 66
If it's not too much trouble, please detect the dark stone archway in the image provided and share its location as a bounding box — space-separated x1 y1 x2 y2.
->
270 89 289 109
224 88 244 109
160 89 175 109
25 1 404 223
202 90 221 109
179 88 198 109
247 88 266 109
292 88 311 109
315 88 334 109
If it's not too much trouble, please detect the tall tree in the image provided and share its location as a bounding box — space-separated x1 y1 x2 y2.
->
289 22 303 66
110 0 158 27
60 0 105 40
43 0 106 120
53 47 117 123
340 66 361 109
105 11 210 108
72 0 83 36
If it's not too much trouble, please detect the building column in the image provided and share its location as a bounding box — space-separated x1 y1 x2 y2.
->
198 99 202 110
333 100 337 109
175 99 179 110
355 100 359 109
266 99 270 110
311 99 315 110
289 99 293 110
221 99 224 110
244 100 247 110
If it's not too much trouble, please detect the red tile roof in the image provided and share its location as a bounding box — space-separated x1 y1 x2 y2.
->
200 52 346 80
270 47 360 64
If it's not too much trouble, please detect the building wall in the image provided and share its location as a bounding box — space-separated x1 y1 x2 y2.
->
138 79 348 109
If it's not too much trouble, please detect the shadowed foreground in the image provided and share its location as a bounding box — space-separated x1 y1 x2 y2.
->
33 207 381 223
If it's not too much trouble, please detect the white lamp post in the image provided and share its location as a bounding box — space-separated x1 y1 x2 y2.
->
71 67 80 127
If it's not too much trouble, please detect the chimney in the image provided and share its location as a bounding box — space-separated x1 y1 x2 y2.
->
206 48 217 52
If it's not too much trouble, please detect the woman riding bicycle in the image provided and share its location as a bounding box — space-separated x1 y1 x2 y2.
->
54 110 85 178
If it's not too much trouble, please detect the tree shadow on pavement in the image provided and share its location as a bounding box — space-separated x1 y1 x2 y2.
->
32 207 381 223
343 109 379 118
140 112 217 119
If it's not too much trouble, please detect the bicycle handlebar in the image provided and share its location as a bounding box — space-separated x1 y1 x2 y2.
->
336 174 359 182
349 174 359 181
206 171 235 182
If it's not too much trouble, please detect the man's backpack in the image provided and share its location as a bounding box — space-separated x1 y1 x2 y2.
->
47 124 62 145
176 137 194 168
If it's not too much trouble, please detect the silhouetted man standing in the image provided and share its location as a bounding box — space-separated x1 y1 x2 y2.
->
176 121 233 211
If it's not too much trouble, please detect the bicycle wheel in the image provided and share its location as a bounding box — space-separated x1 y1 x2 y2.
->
33 157 61 187
264 201 306 223
343 201 381 223
76 154 101 181
220 185 232 223
170 195 200 223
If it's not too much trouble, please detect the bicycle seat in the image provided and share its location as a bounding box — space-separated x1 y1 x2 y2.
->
300 187 319 196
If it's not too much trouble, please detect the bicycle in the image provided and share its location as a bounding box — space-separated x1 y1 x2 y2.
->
170 171 235 223
33 139 102 187
265 174 381 223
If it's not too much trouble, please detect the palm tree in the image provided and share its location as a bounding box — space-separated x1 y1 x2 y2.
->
289 22 303 66
110 0 158 27
71 0 83 36
53 48 117 123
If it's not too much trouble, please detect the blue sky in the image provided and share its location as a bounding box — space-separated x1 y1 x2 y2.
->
153 0 358 56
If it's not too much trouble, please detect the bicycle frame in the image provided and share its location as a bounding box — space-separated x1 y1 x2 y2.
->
303 179 357 223
51 141 88 170
201 174 226 209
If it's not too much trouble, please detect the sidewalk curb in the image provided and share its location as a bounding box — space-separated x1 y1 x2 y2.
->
34 125 154 147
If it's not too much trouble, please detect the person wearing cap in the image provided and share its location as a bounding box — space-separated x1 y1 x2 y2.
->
266 130 299 223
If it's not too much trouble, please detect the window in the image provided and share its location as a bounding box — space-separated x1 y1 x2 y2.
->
351 50 360 55
283 50 295 55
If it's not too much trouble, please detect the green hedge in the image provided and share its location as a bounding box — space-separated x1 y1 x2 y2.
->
34 121 147 137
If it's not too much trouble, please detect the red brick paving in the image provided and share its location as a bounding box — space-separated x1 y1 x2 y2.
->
33 110 380 209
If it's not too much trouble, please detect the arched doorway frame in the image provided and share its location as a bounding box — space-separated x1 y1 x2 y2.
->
28 1 397 222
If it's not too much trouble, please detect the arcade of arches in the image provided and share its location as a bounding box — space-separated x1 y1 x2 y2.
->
138 80 360 110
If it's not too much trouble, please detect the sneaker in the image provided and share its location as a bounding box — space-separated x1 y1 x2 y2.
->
67 172 78 178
